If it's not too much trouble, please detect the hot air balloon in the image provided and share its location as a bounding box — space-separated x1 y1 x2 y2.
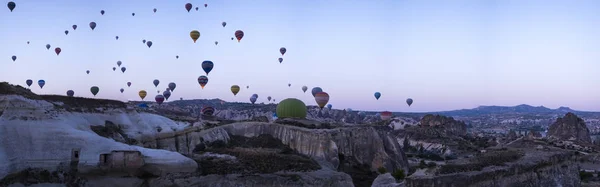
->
280 47 286 55
146 41 152 48
327 104 332 110
100 10 105 15
406 98 413 106
153 8 157 13
120 88 124 93
250 96 257 104
153 79 160 87
66 90 74 97
231 85 240 96
90 86 99 96
64 30 69 35
231 37 234 40
190 30 200 43
115 36 119 40
112 67 116 71
89 22 96 30
163 90 171 100
168 82 176 92
267 96 272 101
55 47 61 55
185 3 192 12
222 22 226 27
46 44 51 50
72 25 77 30
278 58 283 63
27 41 29 44
288 83 291 87
202 60 213 75
302 86 308 93
215 41 218 45
121 67 126 73
36 80 44 88
204 4 208 7
132 13 135 16
252 94 258 98
311 87 323 97
276 98 307 119
11 55 16 61
197 76 208 88
25 79 32 87
235 30 244 42
86 70 90 74
201 106 215 116
117 61 122 67
139 90 147 100
7 1 15 12
155 95 165 105
196 7 199 11
247 86 249 89
374 92 381 100
165 88 170 92
380 111 392 121
142 39 146 43
127 82 131 87
314 92 330 109
176 55 179 59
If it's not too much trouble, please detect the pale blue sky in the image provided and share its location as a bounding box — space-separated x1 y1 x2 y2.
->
1 0 600 112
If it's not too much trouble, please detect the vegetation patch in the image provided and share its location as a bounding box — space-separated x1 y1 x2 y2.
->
0 168 86 186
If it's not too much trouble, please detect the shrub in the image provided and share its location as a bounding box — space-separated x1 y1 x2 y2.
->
392 169 405 180
580 171 594 181
427 162 437 168
377 167 388 174
419 160 427 169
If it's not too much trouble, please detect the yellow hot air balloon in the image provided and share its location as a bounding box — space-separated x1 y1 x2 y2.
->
139 90 147 100
231 85 240 96
190 30 200 43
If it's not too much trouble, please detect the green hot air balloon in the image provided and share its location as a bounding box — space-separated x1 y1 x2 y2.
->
90 86 99 96
276 98 307 119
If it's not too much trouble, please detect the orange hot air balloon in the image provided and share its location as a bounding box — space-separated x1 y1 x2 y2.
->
314 92 330 109
235 30 244 42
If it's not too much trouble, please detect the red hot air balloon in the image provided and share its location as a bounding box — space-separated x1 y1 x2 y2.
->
185 3 192 12
235 30 244 42
155 95 165 105
54 47 61 55
380 111 393 121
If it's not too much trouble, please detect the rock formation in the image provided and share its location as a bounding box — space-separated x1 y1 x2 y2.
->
547 112 592 143
418 114 467 136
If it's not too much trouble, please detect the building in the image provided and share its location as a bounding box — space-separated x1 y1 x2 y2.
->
99 150 145 174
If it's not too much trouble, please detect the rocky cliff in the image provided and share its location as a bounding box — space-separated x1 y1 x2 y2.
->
548 112 592 144
418 114 467 136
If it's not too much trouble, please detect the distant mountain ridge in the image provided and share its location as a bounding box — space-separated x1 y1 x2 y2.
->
431 104 594 117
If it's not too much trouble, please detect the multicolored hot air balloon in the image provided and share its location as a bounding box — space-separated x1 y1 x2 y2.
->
235 30 244 42
280 47 286 55
89 22 96 30
127 82 131 87
55 47 61 55
11 55 16 61
168 82 176 92
406 98 413 106
314 92 330 109
201 106 215 116
100 10 105 15
185 3 192 12
276 98 307 119
90 86 99 96
139 90 147 100
120 88 124 93
72 25 77 30
155 95 165 105
7 2 16 12
66 90 74 97
302 86 308 93
231 85 240 96
37 80 45 89
222 22 226 27
117 61 122 67
380 111 393 120
153 79 160 87
374 92 381 100
249 96 257 104
146 41 152 48
202 61 213 75
26 79 32 87
121 67 126 73
46 44 51 50
197 76 208 88
190 30 200 43
278 58 283 63
311 87 322 97
163 90 171 100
